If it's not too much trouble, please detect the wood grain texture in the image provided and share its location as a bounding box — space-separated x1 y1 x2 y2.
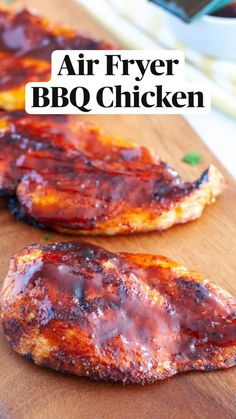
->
0 1 235 418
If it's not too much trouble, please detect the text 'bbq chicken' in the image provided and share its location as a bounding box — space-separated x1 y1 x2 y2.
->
1 242 235 384
0 8 114 110
0 112 224 235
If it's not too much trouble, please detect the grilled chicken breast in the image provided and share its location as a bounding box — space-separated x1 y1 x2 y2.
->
1 242 235 384
0 9 114 110
0 112 224 235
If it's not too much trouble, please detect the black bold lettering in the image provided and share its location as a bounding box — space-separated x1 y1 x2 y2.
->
32 87 49 107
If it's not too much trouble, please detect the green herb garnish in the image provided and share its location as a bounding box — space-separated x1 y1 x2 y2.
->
43 235 50 241
182 152 201 166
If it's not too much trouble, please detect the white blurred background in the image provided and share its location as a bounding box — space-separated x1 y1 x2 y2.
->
77 0 236 178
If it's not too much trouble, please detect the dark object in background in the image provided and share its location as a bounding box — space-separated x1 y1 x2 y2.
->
149 0 231 22
212 1 236 16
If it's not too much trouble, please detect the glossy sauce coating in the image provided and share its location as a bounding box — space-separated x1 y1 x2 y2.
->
0 9 112 60
15 167 194 231
1 242 236 384
0 111 161 194
0 9 114 107
0 112 224 235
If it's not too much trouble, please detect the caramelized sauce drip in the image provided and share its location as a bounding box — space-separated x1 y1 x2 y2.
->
0 9 114 92
1 242 236 383
0 9 112 60
16 168 193 230
0 112 195 231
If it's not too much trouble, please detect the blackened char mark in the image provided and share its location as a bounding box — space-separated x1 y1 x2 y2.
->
8 195 48 230
194 168 209 188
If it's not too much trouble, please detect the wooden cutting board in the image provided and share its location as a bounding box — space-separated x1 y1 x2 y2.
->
0 1 235 418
